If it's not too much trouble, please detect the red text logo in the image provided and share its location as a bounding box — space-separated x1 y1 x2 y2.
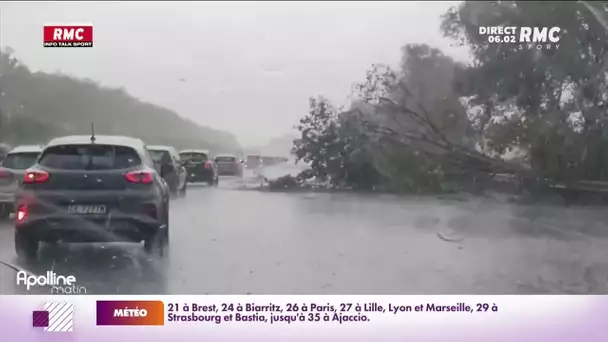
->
43 24 93 48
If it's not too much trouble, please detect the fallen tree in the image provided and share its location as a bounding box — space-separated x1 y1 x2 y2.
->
292 58 532 194
290 3 608 200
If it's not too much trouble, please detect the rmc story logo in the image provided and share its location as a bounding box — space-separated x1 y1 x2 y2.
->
17 270 87 294
478 26 562 51
43 23 93 47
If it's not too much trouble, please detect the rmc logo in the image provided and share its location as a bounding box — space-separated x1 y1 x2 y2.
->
43 24 94 47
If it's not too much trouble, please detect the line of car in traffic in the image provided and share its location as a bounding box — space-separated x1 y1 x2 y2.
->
0 134 261 264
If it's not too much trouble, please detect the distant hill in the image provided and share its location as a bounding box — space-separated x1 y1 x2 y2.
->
0 48 241 154
245 134 298 157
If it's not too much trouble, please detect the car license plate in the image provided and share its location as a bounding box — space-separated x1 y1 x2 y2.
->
67 205 107 215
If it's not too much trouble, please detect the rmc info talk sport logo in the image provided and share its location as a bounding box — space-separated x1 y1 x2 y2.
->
478 26 562 51
16 270 87 294
43 23 93 47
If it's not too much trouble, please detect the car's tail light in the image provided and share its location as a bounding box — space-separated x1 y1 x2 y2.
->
0 169 12 178
126 170 153 184
23 169 50 184
203 161 212 169
16 205 27 224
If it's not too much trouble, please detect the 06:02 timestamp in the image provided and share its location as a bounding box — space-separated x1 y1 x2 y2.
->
488 35 517 43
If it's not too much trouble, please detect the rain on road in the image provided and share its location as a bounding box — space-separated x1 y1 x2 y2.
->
1 164 608 295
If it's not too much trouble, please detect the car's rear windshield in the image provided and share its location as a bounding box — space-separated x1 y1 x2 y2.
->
2 152 40 170
180 152 208 162
148 149 171 163
247 156 261 162
215 156 236 162
39 144 141 170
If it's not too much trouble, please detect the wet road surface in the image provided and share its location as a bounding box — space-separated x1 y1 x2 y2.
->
1 165 608 295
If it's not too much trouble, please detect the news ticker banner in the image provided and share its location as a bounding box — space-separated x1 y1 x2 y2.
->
0 295 606 341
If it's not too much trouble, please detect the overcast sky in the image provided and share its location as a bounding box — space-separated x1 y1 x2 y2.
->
0 1 468 146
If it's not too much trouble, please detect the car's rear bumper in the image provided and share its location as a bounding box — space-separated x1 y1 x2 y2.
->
217 167 240 175
218 171 240 176
15 214 164 243
0 191 15 208
186 169 214 182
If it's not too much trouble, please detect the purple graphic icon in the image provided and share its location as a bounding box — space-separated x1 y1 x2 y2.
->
32 310 49 327
32 302 75 332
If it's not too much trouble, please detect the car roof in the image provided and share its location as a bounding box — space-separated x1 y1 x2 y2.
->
179 149 209 154
215 154 237 158
147 145 176 152
8 145 44 154
46 135 146 149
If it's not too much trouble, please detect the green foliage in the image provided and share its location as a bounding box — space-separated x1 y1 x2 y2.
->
442 1 608 181
0 48 241 153
293 97 353 183
294 43 475 192
399 44 474 148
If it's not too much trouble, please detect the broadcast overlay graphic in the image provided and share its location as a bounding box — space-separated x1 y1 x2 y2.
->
43 23 93 47
478 26 562 51
17 270 87 294
0 296 604 341
96 301 164 326
32 302 74 332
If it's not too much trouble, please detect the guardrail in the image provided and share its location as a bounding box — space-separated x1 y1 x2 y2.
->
549 181 608 193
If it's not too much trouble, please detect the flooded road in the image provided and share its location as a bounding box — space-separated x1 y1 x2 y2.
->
1 165 608 295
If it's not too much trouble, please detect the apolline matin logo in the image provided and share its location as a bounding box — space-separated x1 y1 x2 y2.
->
96 300 165 326
17 270 87 294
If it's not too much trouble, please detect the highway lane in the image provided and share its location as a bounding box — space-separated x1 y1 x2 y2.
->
1 166 608 294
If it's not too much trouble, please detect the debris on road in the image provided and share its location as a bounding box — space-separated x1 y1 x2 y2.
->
252 161 331 191
436 229 465 242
